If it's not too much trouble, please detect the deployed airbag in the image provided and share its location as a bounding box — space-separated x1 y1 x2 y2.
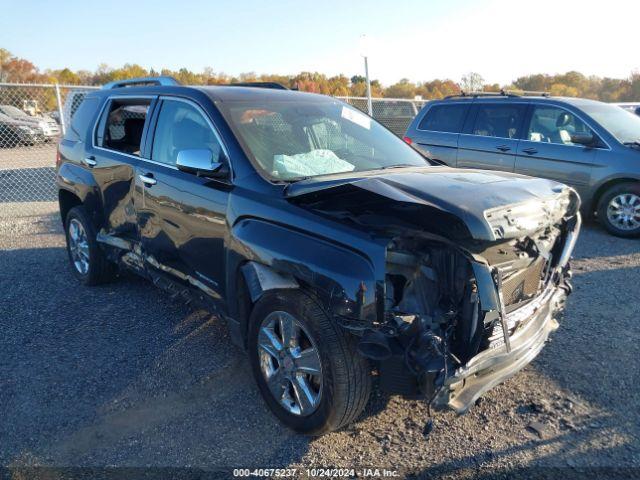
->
273 149 354 179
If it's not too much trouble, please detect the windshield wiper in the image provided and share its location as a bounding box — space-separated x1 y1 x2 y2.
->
624 141 640 148
379 164 417 170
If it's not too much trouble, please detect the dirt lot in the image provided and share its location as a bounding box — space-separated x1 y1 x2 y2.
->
1 203 639 479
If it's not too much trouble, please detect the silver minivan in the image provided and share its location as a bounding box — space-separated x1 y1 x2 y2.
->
405 92 640 237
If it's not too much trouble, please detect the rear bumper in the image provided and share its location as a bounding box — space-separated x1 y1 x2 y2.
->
433 284 566 413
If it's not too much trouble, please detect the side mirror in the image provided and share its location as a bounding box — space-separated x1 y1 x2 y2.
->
176 148 228 178
570 132 595 146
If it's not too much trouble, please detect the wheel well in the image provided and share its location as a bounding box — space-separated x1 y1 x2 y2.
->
591 178 640 213
58 189 82 224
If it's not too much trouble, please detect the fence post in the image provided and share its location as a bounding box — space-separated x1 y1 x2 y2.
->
364 56 373 117
54 83 65 135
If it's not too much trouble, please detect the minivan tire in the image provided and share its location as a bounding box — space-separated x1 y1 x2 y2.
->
248 290 371 435
64 206 116 285
597 182 640 238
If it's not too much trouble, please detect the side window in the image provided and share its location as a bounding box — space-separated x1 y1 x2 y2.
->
151 100 222 166
98 99 150 156
418 104 468 133
68 96 99 141
471 104 526 139
527 106 592 145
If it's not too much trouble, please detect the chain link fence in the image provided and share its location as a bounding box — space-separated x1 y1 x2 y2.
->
0 83 98 216
338 97 426 137
0 84 425 218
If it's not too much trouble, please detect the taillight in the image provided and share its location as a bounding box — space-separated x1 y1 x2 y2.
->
403 136 413 145
55 147 61 168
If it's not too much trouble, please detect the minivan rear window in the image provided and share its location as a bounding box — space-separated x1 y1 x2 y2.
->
471 104 526 139
418 104 468 133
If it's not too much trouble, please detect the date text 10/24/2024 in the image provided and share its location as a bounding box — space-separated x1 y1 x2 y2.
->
233 468 400 477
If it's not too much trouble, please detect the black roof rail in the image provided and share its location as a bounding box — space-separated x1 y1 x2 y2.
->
102 76 180 90
444 89 550 100
226 82 289 90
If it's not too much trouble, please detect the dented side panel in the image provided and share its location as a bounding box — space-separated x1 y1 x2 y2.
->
230 217 381 324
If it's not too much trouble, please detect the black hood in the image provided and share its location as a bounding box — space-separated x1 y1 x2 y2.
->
286 166 571 241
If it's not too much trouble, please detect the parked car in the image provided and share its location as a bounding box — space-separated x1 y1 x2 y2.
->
57 77 580 434
405 92 640 237
0 104 60 140
614 102 640 117
0 112 45 146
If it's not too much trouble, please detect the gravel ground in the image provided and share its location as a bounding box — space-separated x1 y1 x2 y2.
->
1 203 639 479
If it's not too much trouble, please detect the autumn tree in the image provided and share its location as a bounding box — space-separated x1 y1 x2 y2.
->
384 78 417 98
2 47 640 102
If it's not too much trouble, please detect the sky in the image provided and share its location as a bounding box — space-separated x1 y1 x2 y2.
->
1 0 637 86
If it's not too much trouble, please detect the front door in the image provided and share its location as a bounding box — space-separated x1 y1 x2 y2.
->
135 97 231 305
515 105 596 197
457 103 527 172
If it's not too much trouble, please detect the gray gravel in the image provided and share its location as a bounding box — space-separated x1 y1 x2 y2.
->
1 203 639 478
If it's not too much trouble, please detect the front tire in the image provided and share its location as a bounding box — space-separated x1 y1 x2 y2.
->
597 183 640 238
64 206 116 285
248 290 371 435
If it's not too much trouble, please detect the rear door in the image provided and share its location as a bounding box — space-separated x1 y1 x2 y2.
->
457 102 527 172
409 102 470 166
89 96 155 240
515 104 596 193
135 96 231 305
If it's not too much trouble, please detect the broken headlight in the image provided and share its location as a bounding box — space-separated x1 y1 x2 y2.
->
484 189 578 240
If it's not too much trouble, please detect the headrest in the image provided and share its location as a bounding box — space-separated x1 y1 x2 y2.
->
556 112 572 128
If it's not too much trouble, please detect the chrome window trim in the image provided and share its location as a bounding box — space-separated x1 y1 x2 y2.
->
154 95 231 158
458 132 521 141
91 94 234 176
525 102 612 151
141 95 234 178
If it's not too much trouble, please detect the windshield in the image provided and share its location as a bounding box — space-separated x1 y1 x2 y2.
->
580 102 640 144
0 105 27 117
220 99 428 180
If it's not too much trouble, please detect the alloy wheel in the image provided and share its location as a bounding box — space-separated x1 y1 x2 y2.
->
257 311 323 417
607 193 640 231
68 218 90 275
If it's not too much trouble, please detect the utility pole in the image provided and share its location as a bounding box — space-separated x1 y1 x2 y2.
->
359 35 373 116
364 55 372 116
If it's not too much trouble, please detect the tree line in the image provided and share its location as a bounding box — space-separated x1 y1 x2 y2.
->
1 48 639 101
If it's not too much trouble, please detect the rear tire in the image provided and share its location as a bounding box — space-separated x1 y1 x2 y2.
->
64 206 116 285
597 182 640 238
248 290 371 435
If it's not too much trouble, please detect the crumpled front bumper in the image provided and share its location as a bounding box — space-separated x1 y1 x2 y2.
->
433 213 580 414
433 284 566 413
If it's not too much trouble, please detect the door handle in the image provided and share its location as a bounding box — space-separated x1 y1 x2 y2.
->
138 174 157 186
522 147 538 155
83 156 97 167
496 145 511 152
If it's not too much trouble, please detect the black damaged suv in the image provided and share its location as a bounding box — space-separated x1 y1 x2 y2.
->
56 77 580 434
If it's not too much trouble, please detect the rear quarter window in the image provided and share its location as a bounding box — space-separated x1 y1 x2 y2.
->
67 96 100 142
418 104 468 133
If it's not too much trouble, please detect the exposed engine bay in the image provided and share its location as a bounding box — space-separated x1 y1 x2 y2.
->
282 168 580 414
354 216 576 411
